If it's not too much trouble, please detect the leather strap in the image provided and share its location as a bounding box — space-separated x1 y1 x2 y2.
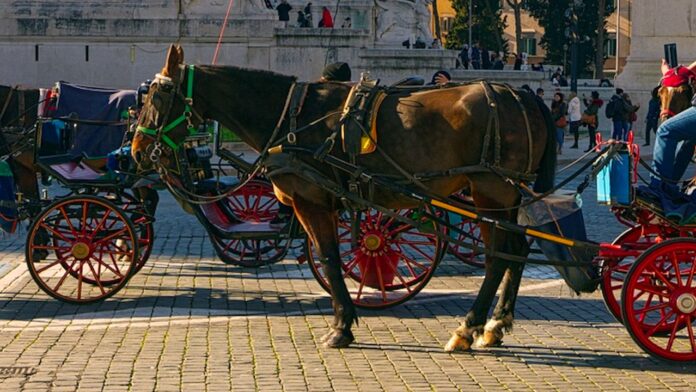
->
505 85 534 174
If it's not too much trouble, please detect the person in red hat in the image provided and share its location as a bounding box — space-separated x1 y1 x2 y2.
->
652 59 696 182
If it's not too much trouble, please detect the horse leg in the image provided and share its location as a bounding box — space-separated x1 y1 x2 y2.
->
292 196 356 348
445 224 511 352
479 234 528 347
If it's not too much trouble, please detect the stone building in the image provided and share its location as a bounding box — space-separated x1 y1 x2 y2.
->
0 0 455 89
434 0 632 75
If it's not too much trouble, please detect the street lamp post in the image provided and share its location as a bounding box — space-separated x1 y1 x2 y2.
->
468 0 473 50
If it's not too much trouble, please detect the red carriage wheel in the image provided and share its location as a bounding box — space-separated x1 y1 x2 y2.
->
447 217 485 268
621 238 696 362
601 225 668 324
26 196 139 303
225 179 279 222
447 192 484 268
305 207 445 309
210 179 287 267
210 235 288 267
109 191 154 278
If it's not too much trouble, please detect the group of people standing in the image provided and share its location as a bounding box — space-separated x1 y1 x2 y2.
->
276 1 336 28
549 87 651 155
458 43 506 70
550 91 604 154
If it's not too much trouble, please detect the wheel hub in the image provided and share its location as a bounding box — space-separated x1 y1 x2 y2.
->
70 242 91 259
676 292 696 314
363 234 382 251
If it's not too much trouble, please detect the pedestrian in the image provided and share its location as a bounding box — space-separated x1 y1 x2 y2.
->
458 44 469 69
430 38 442 49
606 88 634 140
536 87 545 104
318 6 333 27
513 53 523 70
481 46 491 70
582 91 603 151
414 36 426 49
492 53 505 70
470 43 481 70
567 92 582 149
304 2 313 26
297 11 309 27
623 92 640 135
341 16 351 28
644 86 660 146
551 92 568 154
276 0 292 27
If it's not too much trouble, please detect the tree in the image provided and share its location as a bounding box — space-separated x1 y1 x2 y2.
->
506 0 524 55
445 0 509 55
525 0 613 76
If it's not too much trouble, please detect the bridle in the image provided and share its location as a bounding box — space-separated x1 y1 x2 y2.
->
136 64 203 163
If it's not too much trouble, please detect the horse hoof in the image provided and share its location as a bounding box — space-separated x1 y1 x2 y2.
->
444 334 472 352
322 330 354 348
475 331 503 348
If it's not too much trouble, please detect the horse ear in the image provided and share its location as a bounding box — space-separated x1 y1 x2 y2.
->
161 44 182 77
176 45 184 64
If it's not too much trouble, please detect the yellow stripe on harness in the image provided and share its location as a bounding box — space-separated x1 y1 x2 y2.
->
430 199 576 247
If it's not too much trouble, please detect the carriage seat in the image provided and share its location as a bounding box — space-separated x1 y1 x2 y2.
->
196 176 241 194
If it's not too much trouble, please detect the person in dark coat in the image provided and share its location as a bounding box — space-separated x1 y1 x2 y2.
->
481 46 491 69
582 91 604 151
644 86 660 146
319 62 351 82
276 0 292 27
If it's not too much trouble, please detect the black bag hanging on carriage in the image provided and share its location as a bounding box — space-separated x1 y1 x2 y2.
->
517 190 598 291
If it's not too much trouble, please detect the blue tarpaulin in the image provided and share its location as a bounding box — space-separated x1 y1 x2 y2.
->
53 82 136 158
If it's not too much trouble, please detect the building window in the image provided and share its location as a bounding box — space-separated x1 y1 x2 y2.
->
605 33 617 57
440 16 453 34
519 35 537 56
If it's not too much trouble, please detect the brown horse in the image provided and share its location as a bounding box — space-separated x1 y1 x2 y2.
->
0 85 41 204
132 45 597 351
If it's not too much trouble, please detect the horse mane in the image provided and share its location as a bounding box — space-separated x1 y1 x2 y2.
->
195 65 298 85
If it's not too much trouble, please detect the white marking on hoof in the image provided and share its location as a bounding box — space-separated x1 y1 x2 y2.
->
444 334 471 352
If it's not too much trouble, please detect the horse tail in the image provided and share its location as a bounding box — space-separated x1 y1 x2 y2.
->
532 99 557 193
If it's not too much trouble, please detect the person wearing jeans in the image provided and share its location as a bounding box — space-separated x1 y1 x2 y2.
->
567 92 582 148
652 59 696 182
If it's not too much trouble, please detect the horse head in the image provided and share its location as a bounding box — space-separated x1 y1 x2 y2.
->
132 44 204 172
659 65 696 120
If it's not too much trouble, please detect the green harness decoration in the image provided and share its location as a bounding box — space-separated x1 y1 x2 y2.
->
137 65 197 150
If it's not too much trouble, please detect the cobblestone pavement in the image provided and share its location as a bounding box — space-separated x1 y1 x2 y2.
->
0 169 695 391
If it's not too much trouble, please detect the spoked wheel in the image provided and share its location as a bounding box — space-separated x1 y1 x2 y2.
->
212 179 288 267
621 238 696 362
602 225 670 324
226 179 279 221
306 207 445 309
107 191 154 279
447 192 484 268
211 236 288 267
447 217 485 268
26 196 139 303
